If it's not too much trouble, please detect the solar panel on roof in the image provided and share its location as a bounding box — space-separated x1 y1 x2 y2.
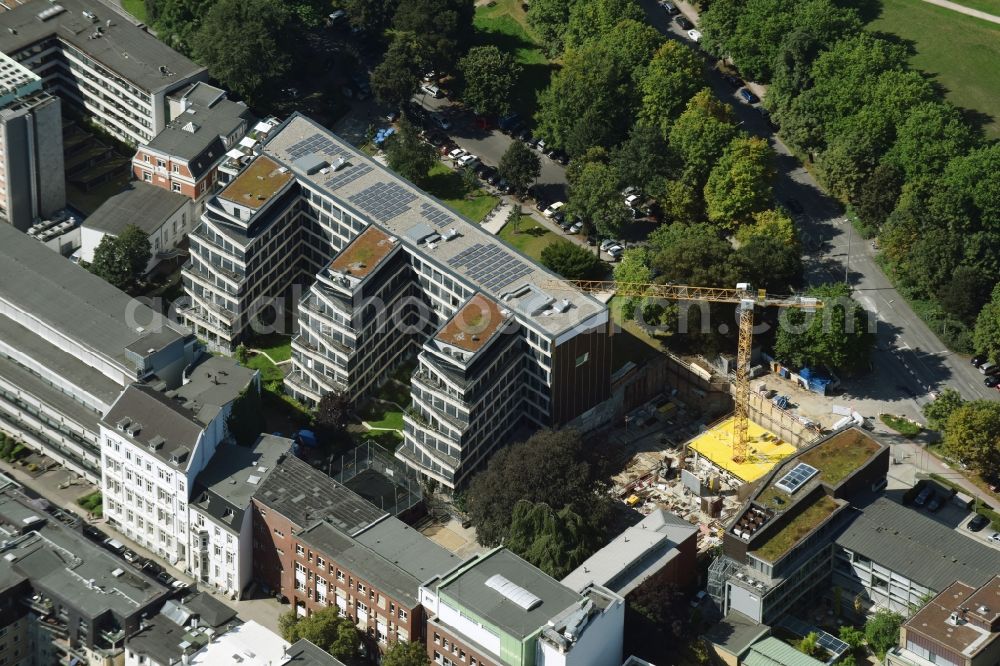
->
348 182 416 221
775 462 819 494
447 243 533 292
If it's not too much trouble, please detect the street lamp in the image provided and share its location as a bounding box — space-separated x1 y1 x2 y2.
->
844 218 853 285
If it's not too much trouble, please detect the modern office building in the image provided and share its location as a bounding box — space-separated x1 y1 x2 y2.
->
188 433 290 598
707 427 889 624
133 82 254 205
0 50 64 231
182 113 611 488
0 222 197 483
0 485 169 665
99 356 258 566
419 548 625 666
886 576 1000 666
0 0 207 145
78 181 192 272
562 509 698 596
833 498 1000 615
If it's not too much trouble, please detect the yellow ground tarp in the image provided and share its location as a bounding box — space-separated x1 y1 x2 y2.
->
688 417 796 483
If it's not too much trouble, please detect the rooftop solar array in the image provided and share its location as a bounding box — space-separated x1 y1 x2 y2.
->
326 162 372 190
778 617 849 660
420 202 453 228
775 462 819 494
285 133 348 161
448 243 533 292
348 182 416 222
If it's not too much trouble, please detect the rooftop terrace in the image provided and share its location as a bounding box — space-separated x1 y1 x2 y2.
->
329 226 397 279
751 494 839 563
435 294 509 353
220 155 293 210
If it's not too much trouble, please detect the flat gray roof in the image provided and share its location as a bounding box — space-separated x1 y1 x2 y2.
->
284 639 347 665
0 223 186 371
0 490 167 619
101 384 204 471
83 182 190 236
433 548 583 639
262 114 607 339
704 611 771 657
299 516 459 607
253 453 386 533
0 0 204 93
835 497 1000 591
168 355 257 425
562 509 697 595
191 435 291 532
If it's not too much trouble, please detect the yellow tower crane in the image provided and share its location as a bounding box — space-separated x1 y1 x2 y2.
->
543 280 822 463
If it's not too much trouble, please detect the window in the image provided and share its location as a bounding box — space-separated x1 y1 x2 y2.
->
172 164 179 173
358 582 367 594
143 171 151 182
398 608 407 621
295 544 304 556
336 569 344 582
575 352 590 367
172 182 182 193
317 556 325 568
156 159 165 168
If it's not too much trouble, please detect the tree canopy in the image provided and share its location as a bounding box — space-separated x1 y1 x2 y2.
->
864 610 903 659
384 118 436 185
774 282 874 372
704 136 776 228
278 607 360 660
498 141 542 194
506 501 600 579
88 225 151 291
567 158 630 238
922 388 966 432
392 0 474 72
541 241 604 280
943 401 1000 476
639 42 704 140
381 640 430 666
371 35 423 109
459 46 522 117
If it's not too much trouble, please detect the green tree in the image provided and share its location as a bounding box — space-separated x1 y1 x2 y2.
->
852 163 903 232
466 429 602 546
192 0 294 105
89 225 151 290
371 35 423 109
864 609 903 659
384 118 436 185
506 501 599 578
234 344 249 365
669 90 739 188
923 388 966 432
626 576 691 663
314 392 351 441
798 632 820 657
937 266 993 326
639 42 704 140
527 0 576 57
943 401 1000 476
838 625 865 650
737 234 802 292
886 102 977 181
226 385 265 447
344 0 400 36
498 141 542 194
614 247 653 318
541 241 604 280
704 136 776 229
153 0 213 54
735 209 797 248
392 0 474 72
564 0 644 49
279 607 361 660
611 121 673 193
774 282 874 372
975 284 1000 363
656 174 705 223
459 45 522 117
647 222 736 287
381 640 430 666
567 159 630 238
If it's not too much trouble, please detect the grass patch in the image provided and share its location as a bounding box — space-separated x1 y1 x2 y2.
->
752 495 839 562
423 162 499 222
948 0 1000 15
868 0 1000 138
880 413 922 437
77 490 103 517
361 401 404 431
498 213 557 261
121 0 148 22
609 296 666 371
247 353 285 388
473 0 557 120
798 429 882 485
249 333 292 362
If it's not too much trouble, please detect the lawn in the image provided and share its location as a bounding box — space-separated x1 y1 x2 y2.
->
248 333 292 362
121 0 148 23
868 0 1000 138
879 413 922 437
498 213 556 261
949 0 1000 15
752 494 839 562
247 353 284 388
473 0 557 120
798 429 882 485
423 162 499 222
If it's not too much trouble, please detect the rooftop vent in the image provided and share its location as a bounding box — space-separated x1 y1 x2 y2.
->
485 574 543 611
36 5 66 21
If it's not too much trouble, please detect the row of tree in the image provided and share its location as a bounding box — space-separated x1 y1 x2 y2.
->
923 388 1000 477
279 607 430 664
698 0 1000 355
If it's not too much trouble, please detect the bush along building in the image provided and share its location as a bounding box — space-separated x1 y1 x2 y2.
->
182 114 611 489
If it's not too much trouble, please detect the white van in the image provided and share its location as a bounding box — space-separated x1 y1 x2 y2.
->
981 361 998 375
421 83 442 98
543 201 565 218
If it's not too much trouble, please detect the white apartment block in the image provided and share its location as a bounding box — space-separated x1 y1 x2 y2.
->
188 434 290 598
0 223 195 483
182 114 612 489
99 357 257 567
0 0 207 146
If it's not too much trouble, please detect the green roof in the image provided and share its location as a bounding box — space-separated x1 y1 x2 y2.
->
744 637 825 666
751 495 839 563
796 429 881 486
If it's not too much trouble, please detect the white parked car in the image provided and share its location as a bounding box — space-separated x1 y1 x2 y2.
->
624 194 640 208
569 221 584 234
543 201 565 218
448 148 466 160
600 239 619 252
989 531 1000 544
687 29 702 42
607 244 624 259
421 83 442 98
457 154 479 168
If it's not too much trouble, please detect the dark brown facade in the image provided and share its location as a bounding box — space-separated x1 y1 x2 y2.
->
549 318 612 425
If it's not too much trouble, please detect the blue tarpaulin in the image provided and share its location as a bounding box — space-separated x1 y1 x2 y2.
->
799 367 833 394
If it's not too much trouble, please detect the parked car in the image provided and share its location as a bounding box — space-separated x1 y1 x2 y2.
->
83 525 104 542
660 1 680 14
535 138 547 152
675 15 694 30
552 211 567 224
985 374 1000 388
155 571 173 585
421 83 442 98
607 245 625 259
171 580 189 590
457 154 480 168
738 88 759 104
913 485 933 507
569 221 584 234
559 219 573 231
517 128 533 143
690 590 708 608
422 71 437 83
498 113 522 133
586 235 598 246
980 361 999 375
496 179 512 194
123 549 140 563
988 531 1000 544
328 9 347 25
624 194 641 208
926 494 943 512
687 29 703 42
543 201 565 218
103 538 125 554
600 239 619 252
434 115 452 130
968 514 990 532
972 355 987 367
550 150 569 165
447 147 466 160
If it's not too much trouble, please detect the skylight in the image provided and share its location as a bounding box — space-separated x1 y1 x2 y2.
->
485 574 543 611
775 462 819 494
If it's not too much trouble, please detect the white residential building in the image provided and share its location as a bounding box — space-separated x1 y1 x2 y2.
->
99 357 257 566
188 434 290 598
